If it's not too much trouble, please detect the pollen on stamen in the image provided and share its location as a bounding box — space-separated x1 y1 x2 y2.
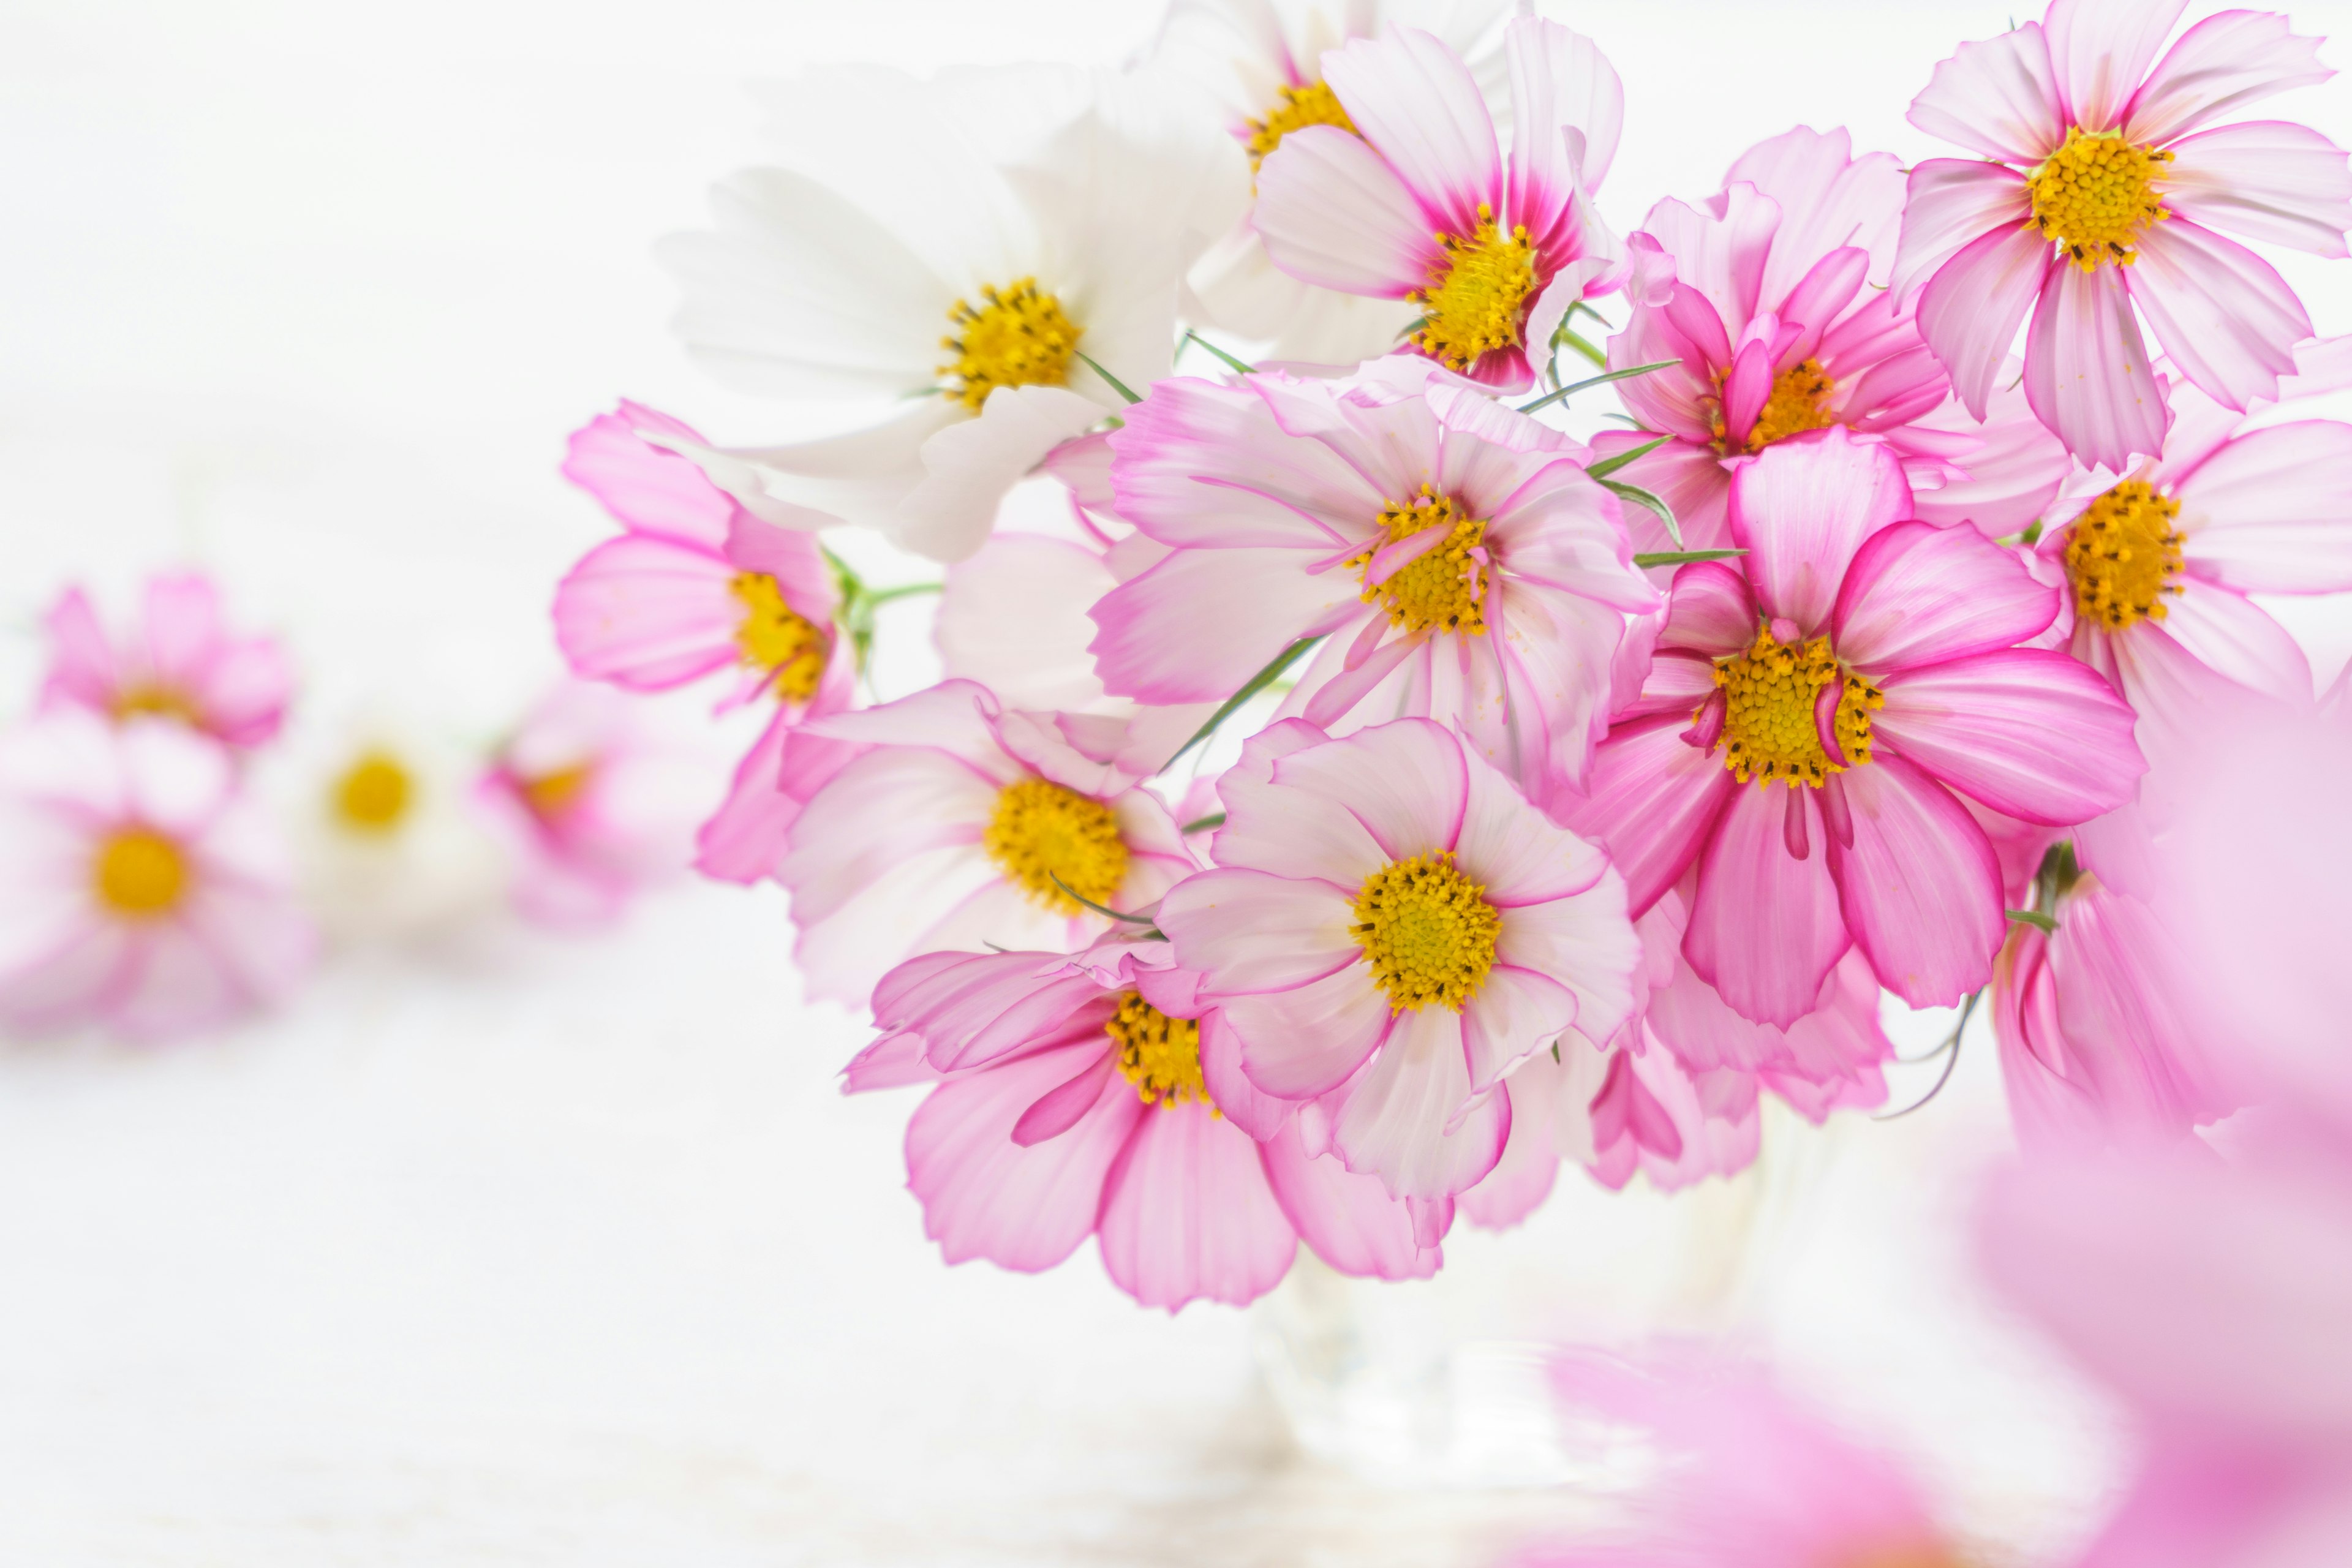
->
1351 852 1501 1014
1106 992 1215 1113
1409 202 1537 372
1346 486 1490 636
1713 358 1838 456
1245 78 1357 172
1708 622 1882 788
93 827 189 918
731 572 829 704
2064 479 2185 630
938 277 1082 410
982 776 1129 916
2027 127 2174 270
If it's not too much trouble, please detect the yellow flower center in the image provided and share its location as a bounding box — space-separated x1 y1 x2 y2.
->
1351 852 1501 1014
94 827 187 918
1409 203 1537 372
519 763 592 823
1713 623 1883 788
982 777 1129 917
731 572 828 704
333 750 413 835
2064 478 2185 630
1245 78 1359 171
1714 358 1838 456
2028 126 2174 270
110 685 198 724
1347 486 1490 636
1107 992 1215 1112
939 277 1081 411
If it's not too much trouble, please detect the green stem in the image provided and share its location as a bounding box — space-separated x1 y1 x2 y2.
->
1181 330 1258 377
1180 812 1226 835
1633 549 1747 568
1074 350 1143 405
1162 638 1321 772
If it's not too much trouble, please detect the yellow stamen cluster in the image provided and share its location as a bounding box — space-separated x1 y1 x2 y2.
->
939 277 1081 410
1348 486 1490 636
1107 992 1214 1112
982 777 1129 916
731 572 829 704
1351 852 1501 1014
2064 478 2185 630
333 751 413 835
1245 79 1357 171
2028 126 2175 270
94 827 187 918
519 763 592 821
1714 358 1838 455
110 685 198 725
1712 623 1882 788
1410 203 1537 372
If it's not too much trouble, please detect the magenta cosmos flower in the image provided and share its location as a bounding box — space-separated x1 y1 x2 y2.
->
0 714 314 1039
41 574 293 752
1158 718 1640 1201
1603 125 2068 551
851 931 1445 1310
1894 0 2352 470
1093 364 1654 796
1571 430 2144 1027
1251 17 1624 388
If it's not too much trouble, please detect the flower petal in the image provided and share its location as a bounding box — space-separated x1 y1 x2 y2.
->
1096 1104 1299 1311
2124 10 2335 146
2024 254 2169 472
2174 420 2352 592
1893 159 2034 307
1495 888 1643 1050
1221 964 1393 1101
1685 783 1850 1028
2140 578 2312 698
1569 714 1736 916
1331 1004 1509 1199
1826 756 2004 1009
897 386 1104 563
1254 125 1439 297
1323 25 1504 236
1261 1119 1443 1280
1907 22 2065 164
1660 560 1760 655
1453 748 1609 907
1110 375 1381 551
552 534 741 691
1264 719 1468 863
1918 222 2052 422
563 403 734 548
1505 16 1623 235
1728 429 1915 636
2127 219 2310 413
1461 964 1578 1093
2045 0 2188 132
1157 869 1360 998
1875 649 2144 824
1089 546 1360 706
2162 121 2352 257
1833 519 2059 672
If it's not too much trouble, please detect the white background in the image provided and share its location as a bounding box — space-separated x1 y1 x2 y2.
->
2 2 2348 1562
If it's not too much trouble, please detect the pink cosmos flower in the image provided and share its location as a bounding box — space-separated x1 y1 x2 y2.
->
1569 430 2144 1027
1602 125 2069 552
477 680 706 929
0 713 314 1039
853 930 1445 1310
40 574 295 752
1251 17 1625 390
1093 363 1655 796
1894 0 2352 470
778 680 1196 1008
1158 718 1640 1201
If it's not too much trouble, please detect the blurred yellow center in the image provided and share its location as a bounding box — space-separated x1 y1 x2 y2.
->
2064 478 2185 630
983 777 1128 916
519 763 592 822
731 572 828 703
1350 486 1489 636
1245 78 1358 171
1713 623 1882 788
110 685 198 724
1715 358 1838 455
1410 203 1536 372
940 277 1081 410
1352 853 1499 1014
2029 127 2174 270
1107 992 1213 1111
94 828 187 918
333 751 413 835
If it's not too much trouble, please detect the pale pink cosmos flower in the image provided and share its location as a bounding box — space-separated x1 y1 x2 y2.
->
1894 0 2352 470
1093 361 1655 796
0 713 314 1039
1251 17 1625 390
40 574 295 752
851 930 1444 1310
777 680 1196 1008
1158 718 1640 1202
1569 430 2144 1027
1603 125 2070 552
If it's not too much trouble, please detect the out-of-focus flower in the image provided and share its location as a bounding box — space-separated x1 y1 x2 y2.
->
1895 0 2351 469
1251 17 1624 390
777 680 1196 1006
853 930 1445 1310
1093 361 1654 796
0 713 314 1039
1147 0 1517 366
659 67 1242 562
1158 718 1639 1201
1603 125 2068 551
477 681 707 929
40 574 295 752
1570 431 2143 1026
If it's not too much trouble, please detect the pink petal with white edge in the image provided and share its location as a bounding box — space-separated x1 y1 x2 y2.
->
1460 965 1578 1093
1732 125 1906 309
1212 749 1390 889
1893 159 2033 308
2025 257 2168 472
1918 223 2053 421
1875 650 2144 826
1155 869 1359 998
2163 121 2352 258
1264 719 1468 863
1505 16 1623 234
1494 887 1642 1050
2045 0 2188 133
1902 379 2073 534
1332 1003 1507 1200
1097 1104 1299 1311
2124 10 2335 147
1728 429 1915 636
1254 125 1436 297
552 533 741 691
1570 714 1736 916
1907 22 2065 164
906 1041 1145 1273
1660 560 1759 656
562 403 733 549
1641 186 1776 343
2142 578 2312 699
1322 26 1502 238
2127 220 2310 413
1260 1120 1444 1280
1090 548 1360 706
2175 420 2352 592
1685 783 1850 1029
1833 520 2059 673
1110 375 1380 551
1826 756 2004 1009
778 746 997 923
1453 750 1608 907
1220 963 1394 1101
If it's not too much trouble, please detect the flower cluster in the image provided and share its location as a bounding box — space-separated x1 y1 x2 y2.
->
551 0 2352 1312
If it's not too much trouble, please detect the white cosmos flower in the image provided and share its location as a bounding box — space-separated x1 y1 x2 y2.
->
659 64 1245 565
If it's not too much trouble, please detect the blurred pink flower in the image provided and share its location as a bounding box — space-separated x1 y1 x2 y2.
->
1569 431 2143 1026
1251 17 1624 389
1158 718 1639 1201
0 713 314 1039
1894 0 2351 469
41 574 294 751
